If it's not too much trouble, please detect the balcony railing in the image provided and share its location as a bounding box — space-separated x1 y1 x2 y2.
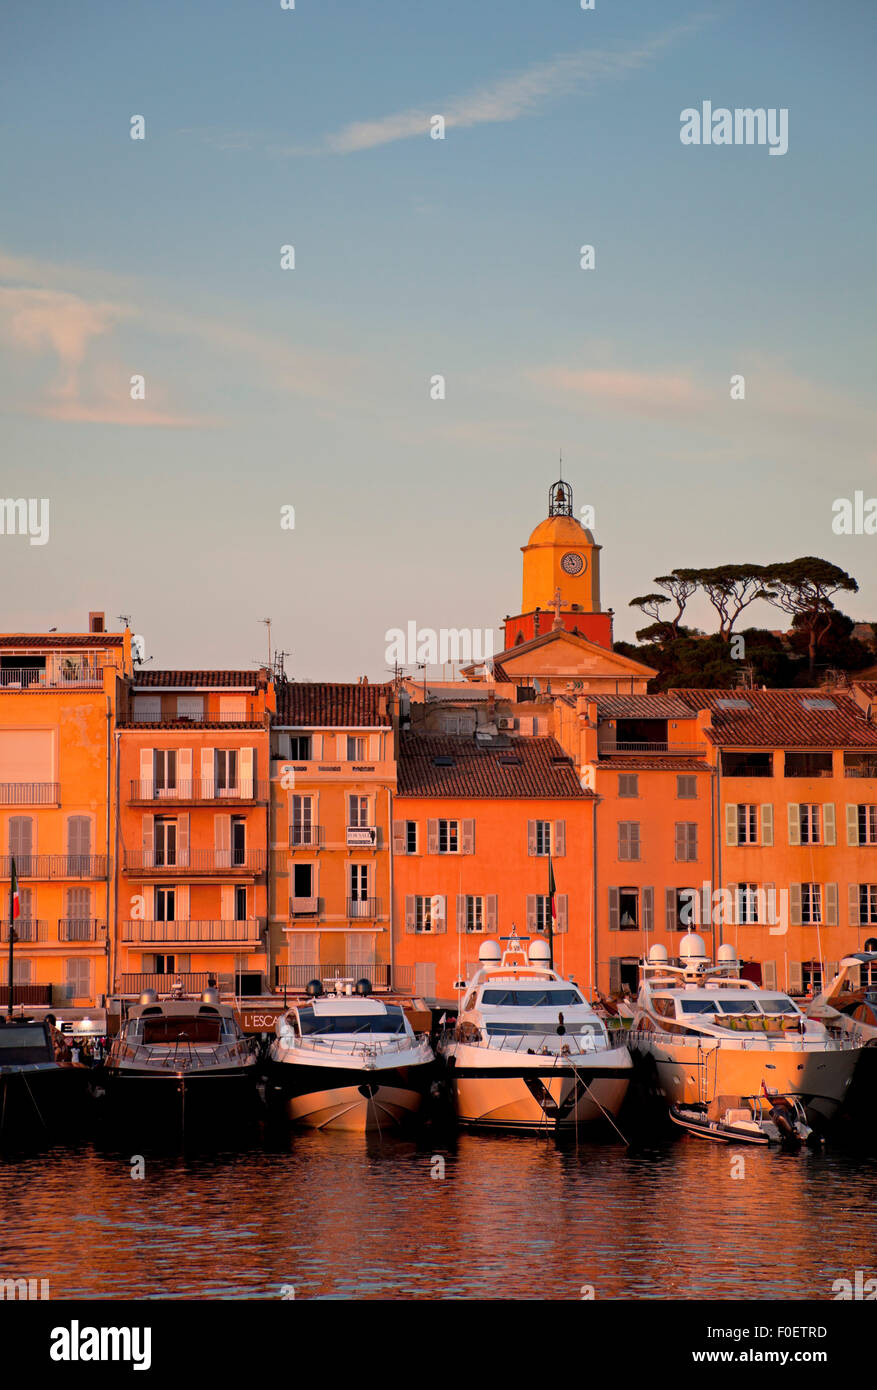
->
1 920 49 943
58 917 105 941
598 741 706 757
275 963 413 992
346 897 380 919
0 666 106 690
122 710 261 726
119 972 215 997
124 850 267 874
0 855 108 880
128 779 268 803
0 985 53 1006
289 825 324 848
289 897 320 917
0 783 60 805
122 919 264 944
845 764 877 779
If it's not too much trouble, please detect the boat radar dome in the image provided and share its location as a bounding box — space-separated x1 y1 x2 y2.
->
201 987 220 1005
528 939 552 964
478 940 502 965
716 944 739 966
138 989 159 1007
679 933 708 962
354 978 372 997
305 979 324 998
648 943 669 965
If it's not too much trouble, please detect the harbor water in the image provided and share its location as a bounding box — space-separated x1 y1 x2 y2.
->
1 1128 875 1300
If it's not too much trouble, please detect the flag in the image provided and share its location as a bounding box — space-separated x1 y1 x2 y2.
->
548 854 557 920
10 857 20 920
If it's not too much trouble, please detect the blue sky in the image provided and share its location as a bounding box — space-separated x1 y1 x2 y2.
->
1 0 874 676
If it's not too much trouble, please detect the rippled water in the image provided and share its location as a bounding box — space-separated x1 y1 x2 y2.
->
1 1125 876 1300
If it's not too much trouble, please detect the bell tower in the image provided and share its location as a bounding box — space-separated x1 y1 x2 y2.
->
503 480 613 650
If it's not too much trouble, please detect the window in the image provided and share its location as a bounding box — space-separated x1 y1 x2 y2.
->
737 804 758 844
785 752 833 778
231 816 246 866
618 774 638 798
439 820 459 854
234 885 247 921
154 817 177 866
215 749 238 793
859 886 877 926
9 815 34 871
618 822 640 861
64 887 92 936
65 957 91 1001
799 804 821 845
858 805 877 845
285 735 311 760
619 889 639 929
289 932 317 965
736 883 760 924
346 933 375 967
293 863 313 897
802 961 823 995
349 864 369 902
534 895 552 932
676 776 697 800
442 714 474 734
721 751 773 778
675 823 698 862
290 795 314 846
348 795 369 828
346 736 366 761
801 883 822 925
668 888 697 930
405 821 418 854
66 815 91 869
154 749 176 792
415 896 435 933
465 896 485 933
177 696 204 721
154 887 175 922
534 820 551 855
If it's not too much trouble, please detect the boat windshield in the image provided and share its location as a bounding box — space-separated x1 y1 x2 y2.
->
480 988 584 1006
0 1024 50 1064
757 998 798 1014
679 1000 720 1014
141 1018 223 1044
298 1012 407 1036
485 1021 602 1038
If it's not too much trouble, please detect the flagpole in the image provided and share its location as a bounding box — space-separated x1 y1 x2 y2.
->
7 856 16 1020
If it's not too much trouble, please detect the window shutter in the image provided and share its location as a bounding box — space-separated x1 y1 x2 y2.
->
240 747 255 798
790 883 802 926
760 804 773 847
405 895 416 934
846 804 859 846
554 821 566 856
178 747 192 794
823 803 836 846
177 813 189 867
142 813 154 867
67 815 91 856
368 734 381 761
215 814 231 868
140 748 153 797
220 885 234 920
643 887 654 932
143 885 154 920
556 894 568 934
609 958 621 994
456 895 466 933
526 894 537 931
527 821 537 856
825 882 838 926
789 961 803 995
763 883 775 930
486 895 498 933
849 882 860 926
462 820 475 854
688 825 698 860
725 803 737 847
762 960 777 989
826 960 839 984
427 820 438 854
631 824 641 860
788 804 800 846
10 816 34 856
674 824 686 861
176 885 189 921
201 748 215 797
433 895 447 934
608 887 620 931
665 887 677 930
392 821 406 854
618 823 628 859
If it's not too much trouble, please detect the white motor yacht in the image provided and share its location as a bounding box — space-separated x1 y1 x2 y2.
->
630 934 863 1129
268 977 435 1132
438 937 632 1132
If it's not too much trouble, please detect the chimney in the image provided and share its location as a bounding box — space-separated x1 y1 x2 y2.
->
89 611 105 633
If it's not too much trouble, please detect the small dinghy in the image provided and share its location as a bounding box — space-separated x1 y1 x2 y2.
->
670 1089 817 1148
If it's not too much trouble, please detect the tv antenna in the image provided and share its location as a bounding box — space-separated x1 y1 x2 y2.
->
259 618 272 668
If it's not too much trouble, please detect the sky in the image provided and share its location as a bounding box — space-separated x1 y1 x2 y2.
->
1 0 875 678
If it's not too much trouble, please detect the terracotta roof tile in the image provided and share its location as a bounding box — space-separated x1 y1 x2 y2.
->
0 634 123 648
595 694 694 719
596 757 710 771
276 682 392 727
397 733 587 799
134 670 259 688
674 688 877 748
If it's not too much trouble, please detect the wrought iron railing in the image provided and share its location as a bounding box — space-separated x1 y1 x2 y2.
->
129 780 267 802
58 917 104 941
0 856 108 879
347 897 380 918
0 783 60 805
124 850 267 873
0 920 49 943
122 919 264 943
289 824 324 847
274 963 416 993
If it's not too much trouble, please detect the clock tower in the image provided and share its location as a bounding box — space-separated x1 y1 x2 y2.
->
503 480 614 650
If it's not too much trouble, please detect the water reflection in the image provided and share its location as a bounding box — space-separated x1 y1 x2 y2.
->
0 1130 875 1299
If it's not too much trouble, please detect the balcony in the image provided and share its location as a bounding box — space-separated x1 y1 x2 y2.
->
58 917 105 941
289 825 324 849
123 850 267 875
0 855 108 880
119 972 216 998
347 897 380 919
0 920 49 943
0 666 106 690
128 780 268 804
0 985 53 1006
275 963 415 993
844 756 877 779
288 897 320 918
121 710 263 727
0 783 60 806
122 919 264 944
598 741 706 758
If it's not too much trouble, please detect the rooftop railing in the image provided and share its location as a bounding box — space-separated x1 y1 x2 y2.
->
0 666 106 690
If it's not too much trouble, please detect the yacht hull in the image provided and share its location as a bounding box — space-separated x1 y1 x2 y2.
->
445 1045 631 1130
268 1060 428 1131
0 1064 87 1140
100 1063 260 1127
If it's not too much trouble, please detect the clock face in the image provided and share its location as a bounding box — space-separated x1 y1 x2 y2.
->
561 551 586 576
